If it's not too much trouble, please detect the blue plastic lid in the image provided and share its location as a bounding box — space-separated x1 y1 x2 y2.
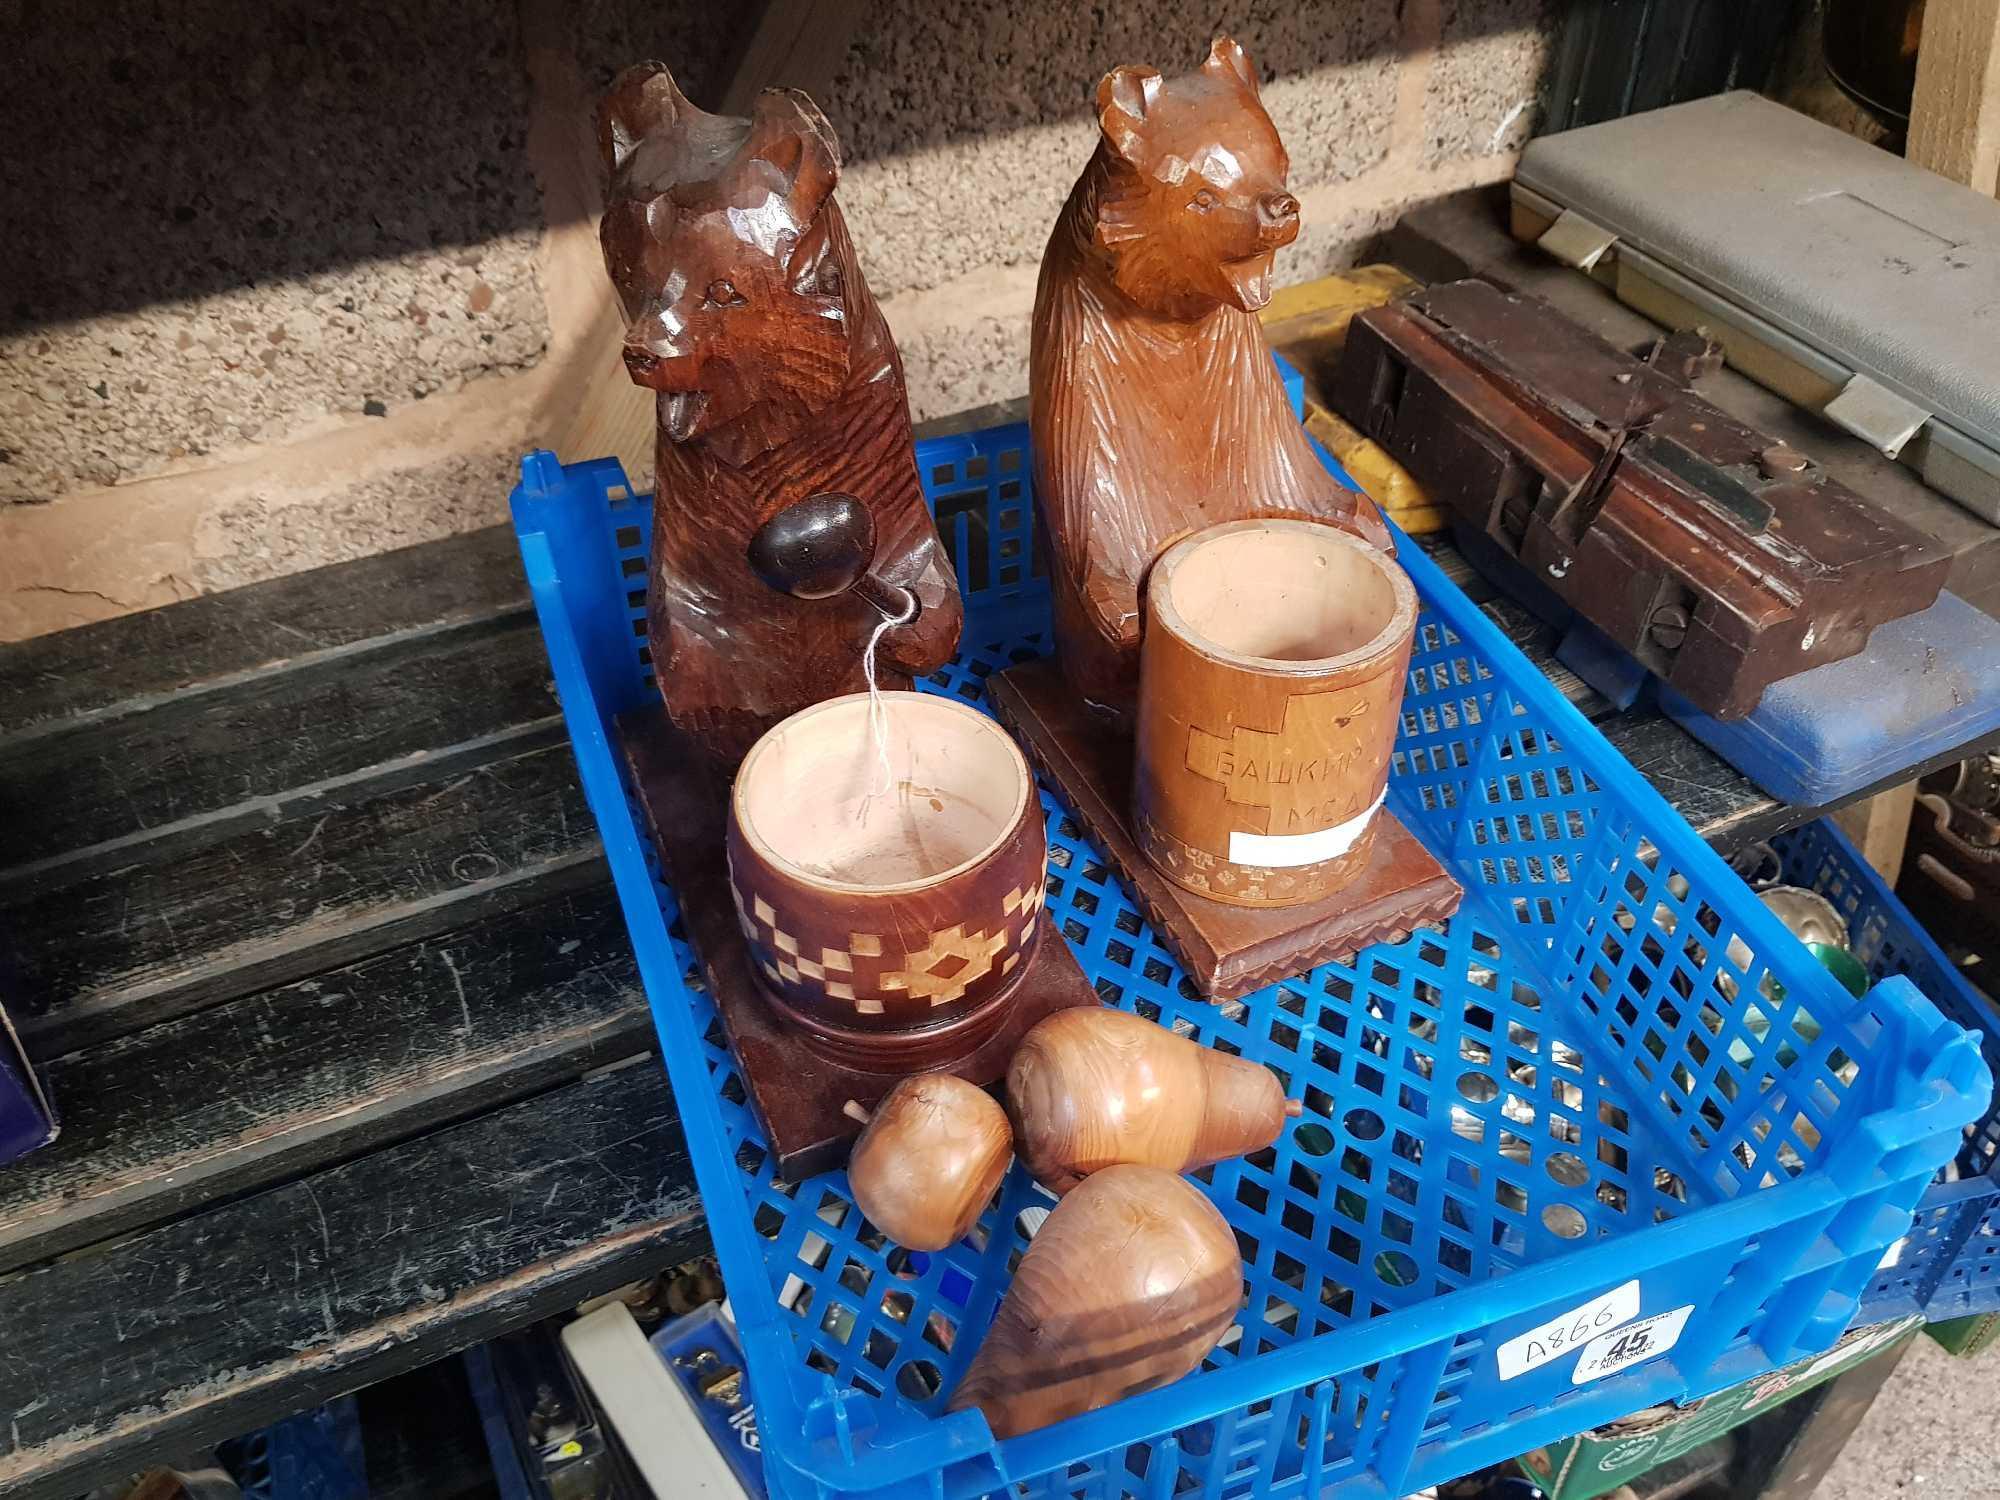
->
1660 591 2000 804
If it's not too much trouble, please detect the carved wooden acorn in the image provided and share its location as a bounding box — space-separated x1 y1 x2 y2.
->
948 1164 1241 1437
598 63 963 764
1006 1007 1299 1194
1030 36 1391 717
845 1076 1013 1252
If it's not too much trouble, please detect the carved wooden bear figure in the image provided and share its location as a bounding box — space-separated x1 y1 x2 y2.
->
1031 37 1391 717
599 63 962 764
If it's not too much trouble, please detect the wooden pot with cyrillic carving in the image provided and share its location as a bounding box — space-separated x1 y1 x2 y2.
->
1134 518 1417 908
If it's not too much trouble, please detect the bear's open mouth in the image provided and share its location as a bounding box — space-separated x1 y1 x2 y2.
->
1222 254 1275 312
661 391 711 442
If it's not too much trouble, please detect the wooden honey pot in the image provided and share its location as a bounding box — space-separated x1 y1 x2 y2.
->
726 691 1048 1070
1134 518 1417 907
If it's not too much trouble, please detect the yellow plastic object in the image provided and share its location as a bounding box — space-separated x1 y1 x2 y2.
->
1260 266 1445 535
1305 405 1447 535
1259 263 1418 330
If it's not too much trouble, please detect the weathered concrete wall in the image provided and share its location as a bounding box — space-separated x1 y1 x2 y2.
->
0 0 1556 640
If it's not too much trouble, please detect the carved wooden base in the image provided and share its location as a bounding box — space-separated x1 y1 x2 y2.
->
617 704 1099 1180
989 659 1463 1001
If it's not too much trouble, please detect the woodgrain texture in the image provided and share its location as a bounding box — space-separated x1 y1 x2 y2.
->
1910 0 2000 194
1334 279 1950 720
0 527 530 743
598 63 961 763
1 742 602 1054
0 889 646 1274
990 658 1461 999
1135 519 1417 907
725 693 1046 1062
1832 780 1920 882
1030 37 1387 717
845 1074 1013 1251
0 1062 701 1500
556 3 877 504
947 1165 1240 1438
0 614 559 881
0 519 688 1500
1006 1007 1295 1194
621 703 1097 1178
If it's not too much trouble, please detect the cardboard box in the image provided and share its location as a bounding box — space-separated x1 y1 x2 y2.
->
1515 1316 1921 1500
1927 1311 2000 1359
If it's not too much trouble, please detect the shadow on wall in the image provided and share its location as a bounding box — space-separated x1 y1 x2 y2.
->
1 0 1543 341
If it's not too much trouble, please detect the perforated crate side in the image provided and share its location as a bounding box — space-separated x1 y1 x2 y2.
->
511 439 1988 1500
1776 819 2000 1323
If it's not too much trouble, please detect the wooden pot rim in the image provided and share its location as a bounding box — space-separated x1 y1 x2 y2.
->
1148 517 1417 677
732 690 1034 897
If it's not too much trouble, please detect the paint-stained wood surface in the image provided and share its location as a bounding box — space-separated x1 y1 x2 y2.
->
0 382 1947 1497
0 526 530 741
0 1063 700 1500
0 742 602 1054
0 520 681 1500
0 614 559 876
0 889 647 1272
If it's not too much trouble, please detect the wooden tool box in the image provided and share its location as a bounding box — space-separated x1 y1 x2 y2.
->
1334 279 1950 720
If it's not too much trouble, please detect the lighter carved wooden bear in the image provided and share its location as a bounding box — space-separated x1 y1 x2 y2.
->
1032 37 1391 717
598 63 962 763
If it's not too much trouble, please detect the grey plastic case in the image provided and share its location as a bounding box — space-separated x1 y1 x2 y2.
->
1514 90 2000 522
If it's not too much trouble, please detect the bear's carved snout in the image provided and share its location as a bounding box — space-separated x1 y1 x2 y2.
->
1257 192 1299 247
622 341 704 391
621 309 703 392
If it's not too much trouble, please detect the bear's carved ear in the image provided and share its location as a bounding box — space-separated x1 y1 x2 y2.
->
745 89 843 220
1095 65 1163 161
599 62 692 176
1203 36 1259 96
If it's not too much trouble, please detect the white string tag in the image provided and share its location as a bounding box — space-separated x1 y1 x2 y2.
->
861 586 918 800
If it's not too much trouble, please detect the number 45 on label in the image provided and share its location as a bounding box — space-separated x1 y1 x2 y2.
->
1571 1305 1694 1385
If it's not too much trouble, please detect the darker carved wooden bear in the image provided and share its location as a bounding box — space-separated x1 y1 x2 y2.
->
1031 37 1391 717
599 63 962 764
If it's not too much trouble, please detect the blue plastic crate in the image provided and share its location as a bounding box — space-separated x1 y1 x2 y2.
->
222 1397 368 1500
653 1302 770 1497
510 419 1987 1500
1774 820 2000 1324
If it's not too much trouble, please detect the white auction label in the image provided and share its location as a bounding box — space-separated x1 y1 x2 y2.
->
1571 1304 1694 1385
1496 1281 1640 1380
1228 791 1384 869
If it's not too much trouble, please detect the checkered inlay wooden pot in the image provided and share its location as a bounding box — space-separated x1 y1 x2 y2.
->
726 692 1047 1065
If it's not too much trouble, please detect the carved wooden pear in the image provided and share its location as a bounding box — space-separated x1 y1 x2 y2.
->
947 1164 1240 1437
845 1076 1012 1251
1006 1007 1299 1193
